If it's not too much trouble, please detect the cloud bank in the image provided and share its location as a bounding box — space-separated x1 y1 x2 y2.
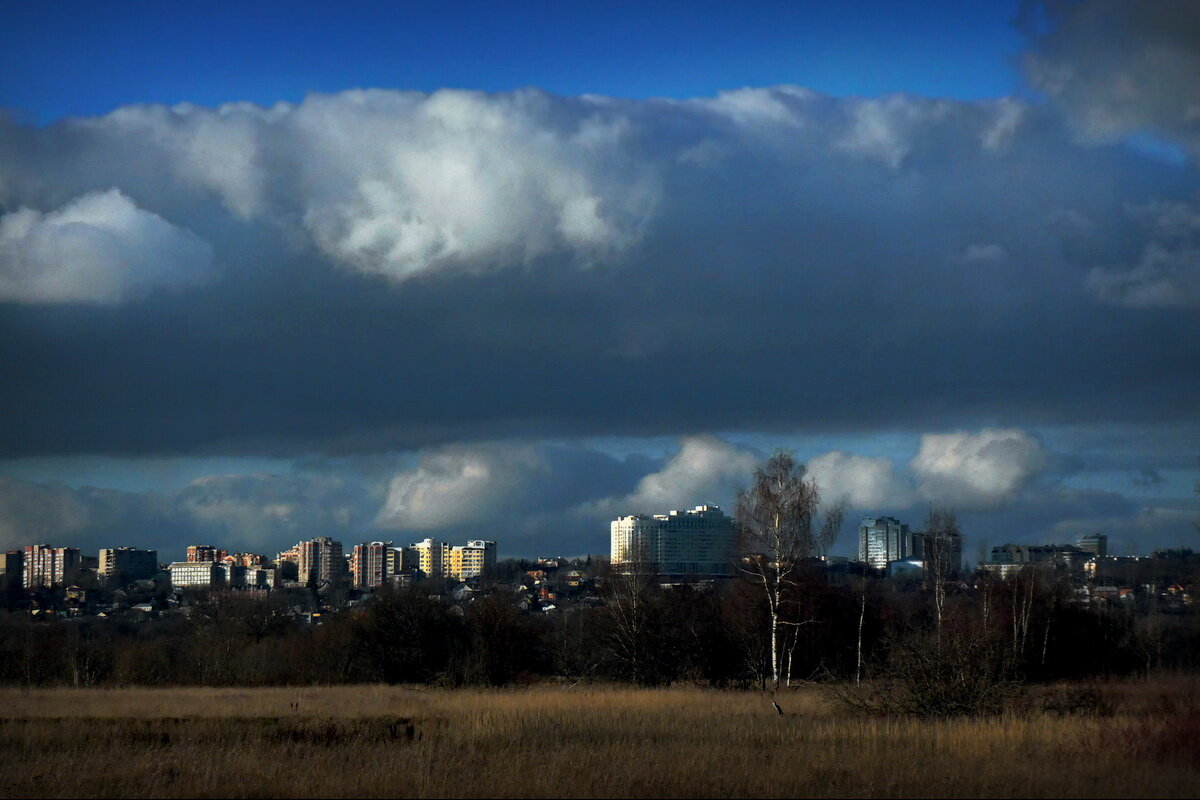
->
2 80 1197 456
0 0 1196 559
0 429 1192 560
0 190 215 304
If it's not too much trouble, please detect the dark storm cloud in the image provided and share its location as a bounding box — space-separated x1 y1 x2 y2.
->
1 14 1198 458
1020 0 1200 157
0 469 382 558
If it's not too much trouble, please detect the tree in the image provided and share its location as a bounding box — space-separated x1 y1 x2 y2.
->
922 507 960 637
600 572 670 685
736 452 842 690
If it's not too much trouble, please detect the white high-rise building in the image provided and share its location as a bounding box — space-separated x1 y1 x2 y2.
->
858 516 911 570
611 505 736 578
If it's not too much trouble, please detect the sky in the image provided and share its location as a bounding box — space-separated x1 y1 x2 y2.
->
0 0 1197 561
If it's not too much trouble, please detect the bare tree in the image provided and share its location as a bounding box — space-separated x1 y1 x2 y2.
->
601 571 663 686
855 568 867 685
922 507 960 637
736 452 842 690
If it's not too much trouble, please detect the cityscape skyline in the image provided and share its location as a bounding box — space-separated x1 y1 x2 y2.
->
0 0 1197 562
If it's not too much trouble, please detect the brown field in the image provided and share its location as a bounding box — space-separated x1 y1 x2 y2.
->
1 679 1197 798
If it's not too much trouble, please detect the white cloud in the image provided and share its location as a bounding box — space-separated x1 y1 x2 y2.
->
807 451 914 510
584 435 758 517
92 102 273 219
837 95 951 169
288 89 657 280
0 189 215 304
374 444 552 530
911 428 1050 509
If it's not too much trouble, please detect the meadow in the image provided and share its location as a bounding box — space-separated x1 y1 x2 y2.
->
0 679 1197 798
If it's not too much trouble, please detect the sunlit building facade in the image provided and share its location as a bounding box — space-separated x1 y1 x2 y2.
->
858 516 911 570
610 505 736 578
23 545 81 589
449 540 497 580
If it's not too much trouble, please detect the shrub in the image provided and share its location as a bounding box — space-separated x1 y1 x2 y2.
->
834 630 1022 718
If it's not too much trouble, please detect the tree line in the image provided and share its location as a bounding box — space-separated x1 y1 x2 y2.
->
1 552 1197 691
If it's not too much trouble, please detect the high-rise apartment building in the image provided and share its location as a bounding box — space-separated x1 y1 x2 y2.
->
297 537 346 586
858 516 912 570
396 539 499 581
350 541 395 588
411 538 450 579
0 551 23 581
449 540 497 580
388 546 416 575
1076 533 1108 558
186 545 226 563
23 545 81 589
911 530 963 575
99 547 159 581
611 505 736 577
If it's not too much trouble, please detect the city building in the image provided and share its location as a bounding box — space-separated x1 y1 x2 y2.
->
276 545 301 580
168 561 224 589
389 546 416 575
223 552 268 568
295 537 346 585
186 545 226 563
978 562 1028 580
610 505 736 578
989 543 1089 572
1076 533 1109 558
99 547 159 582
350 541 395 588
246 568 278 589
23 545 81 589
449 540 497 580
858 516 912 571
0 550 23 581
411 538 450 579
856 516 963 575
219 562 247 588
911 529 963 575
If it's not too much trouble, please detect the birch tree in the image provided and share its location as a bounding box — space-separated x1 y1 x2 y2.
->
922 507 960 636
736 452 842 690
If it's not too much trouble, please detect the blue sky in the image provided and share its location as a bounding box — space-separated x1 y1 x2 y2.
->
0 0 1197 560
1 0 1028 122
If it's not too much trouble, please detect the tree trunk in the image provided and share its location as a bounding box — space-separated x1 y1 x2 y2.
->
855 578 866 685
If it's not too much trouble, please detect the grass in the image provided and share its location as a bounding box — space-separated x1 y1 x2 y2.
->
0 680 1197 798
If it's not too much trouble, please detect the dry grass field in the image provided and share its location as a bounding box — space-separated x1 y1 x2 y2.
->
1 679 1197 798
